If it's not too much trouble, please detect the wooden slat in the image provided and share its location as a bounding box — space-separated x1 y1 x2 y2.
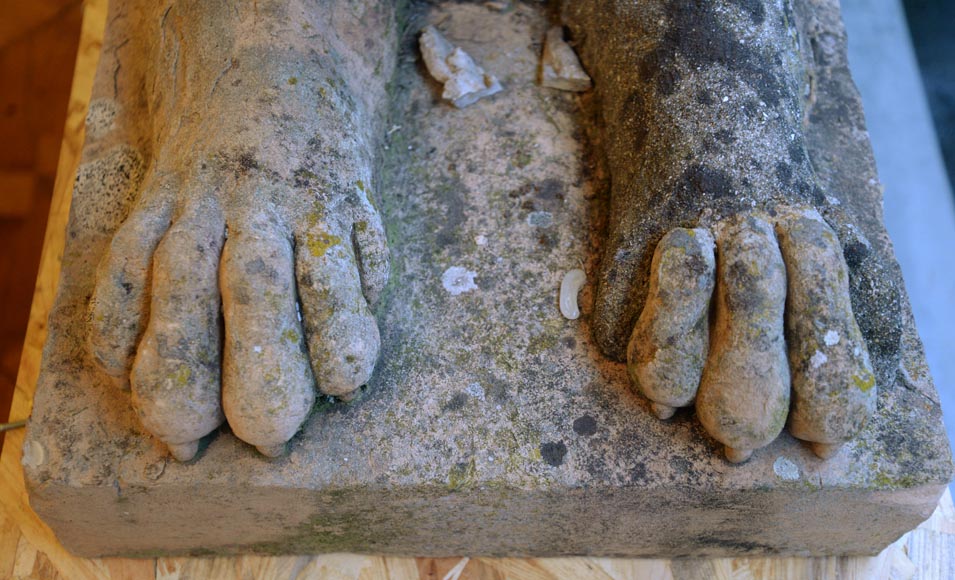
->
0 0 952 578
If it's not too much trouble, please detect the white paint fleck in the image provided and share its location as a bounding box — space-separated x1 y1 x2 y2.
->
475 234 488 246
721 95 729 102
811 350 828 369
442 266 478 295
774 456 800 481
527 211 553 228
560 269 587 320
253 345 262 354
824 330 840 346
465 382 485 400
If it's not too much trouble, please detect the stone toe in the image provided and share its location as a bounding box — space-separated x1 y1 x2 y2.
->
696 215 791 460
775 207 875 456
350 184 391 307
130 196 225 461
220 215 316 457
627 227 715 413
88 184 173 380
296 219 380 399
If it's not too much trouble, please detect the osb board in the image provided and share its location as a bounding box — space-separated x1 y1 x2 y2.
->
1 0 953 577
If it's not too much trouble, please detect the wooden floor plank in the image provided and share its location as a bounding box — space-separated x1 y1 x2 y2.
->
0 508 24 580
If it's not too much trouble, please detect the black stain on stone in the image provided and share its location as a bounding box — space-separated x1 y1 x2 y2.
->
245 257 267 275
293 167 320 187
573 415 598 436
237 151 260 172
483 377 509 403
728 0 766 25
244 257 277 281
537 231 558 250
540 441 567 467
727 260 762 313
656 67 682 96
622 90 650 155
441 392 469 412
436 177 468 248
670 456 693 474
678 164 734 198
714 128 735 145
689 533 777 553
794 179 811 199
774 161 792 185
537 178 565 202
788 141 806 164
843 240 870 269
639 0 784 105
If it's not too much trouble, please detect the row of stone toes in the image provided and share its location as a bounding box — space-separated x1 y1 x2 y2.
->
627 208 875 463
88 191 380 461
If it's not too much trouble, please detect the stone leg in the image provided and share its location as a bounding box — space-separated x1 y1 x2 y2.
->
84 0 396 460
563 0 896 461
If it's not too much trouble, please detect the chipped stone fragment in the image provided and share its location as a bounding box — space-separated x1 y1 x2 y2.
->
697 216 791 463
419 26 502 108
775 208 876 459
559 269 586 320
627 228 715 420
22 440 45 469
540 27 592 92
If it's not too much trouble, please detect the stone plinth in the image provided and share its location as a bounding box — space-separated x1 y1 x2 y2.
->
23 0 952 558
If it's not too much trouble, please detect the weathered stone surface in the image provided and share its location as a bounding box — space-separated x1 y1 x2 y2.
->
24 0 952 559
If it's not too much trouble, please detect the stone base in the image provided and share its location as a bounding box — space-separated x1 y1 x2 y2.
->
24 0 952 558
